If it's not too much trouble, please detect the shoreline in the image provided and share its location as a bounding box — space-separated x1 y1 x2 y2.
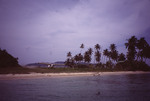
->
0 71 150 80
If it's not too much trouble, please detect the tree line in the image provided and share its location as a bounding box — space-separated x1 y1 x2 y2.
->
65 36 150 71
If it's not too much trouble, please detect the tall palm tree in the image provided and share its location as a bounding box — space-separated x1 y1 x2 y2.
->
109 44 118 62
94 44 101 63
103 49 111 62
87 48 93 63
125 36 137 61
103 49 108 63
112 50 119 62
137 37 149 61
95 50 101 63
84 51 91 63
88 48 93 56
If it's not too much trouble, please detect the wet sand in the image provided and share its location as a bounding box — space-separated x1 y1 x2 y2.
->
0 71 150 80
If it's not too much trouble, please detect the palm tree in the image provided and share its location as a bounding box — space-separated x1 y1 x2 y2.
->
67 51 72 59
137 37 149 61
66 51 74 67
95 50 101 63
65 58 74 68
112 50 119 62
79 53 83 62
118 53 126 62
110 44 116 52
103 49 108 63
80 43 84 53
88 48 93 56
87 48 93 63
84 51 91 63
74 54 79 63
125 36 137 61
103 49 111 62
109 44 118 63
95 44 100 50
94 44 101 64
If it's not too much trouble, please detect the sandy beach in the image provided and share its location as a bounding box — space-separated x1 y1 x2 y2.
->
0 71 150 80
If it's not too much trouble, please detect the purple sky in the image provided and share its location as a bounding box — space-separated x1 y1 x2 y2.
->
0 0 150 65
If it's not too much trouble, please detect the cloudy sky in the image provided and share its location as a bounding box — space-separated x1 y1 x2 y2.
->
0 0 150 65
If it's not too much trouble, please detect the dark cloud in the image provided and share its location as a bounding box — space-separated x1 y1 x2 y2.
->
0 0 150 64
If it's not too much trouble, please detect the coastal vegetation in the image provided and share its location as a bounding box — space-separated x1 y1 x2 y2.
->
0 36 150 74
0 49 20 68
65 36 150 71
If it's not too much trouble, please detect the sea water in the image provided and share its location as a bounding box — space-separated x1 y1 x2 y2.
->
0 73 150 101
